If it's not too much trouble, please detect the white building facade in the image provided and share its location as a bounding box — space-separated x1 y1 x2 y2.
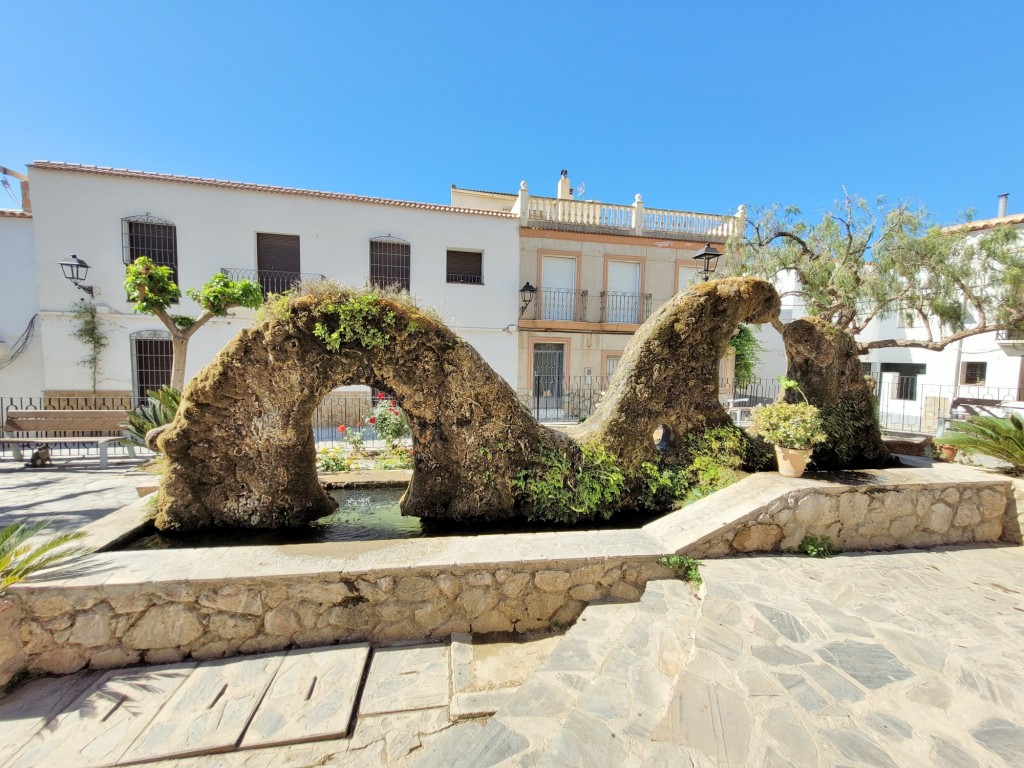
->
1 163 521 406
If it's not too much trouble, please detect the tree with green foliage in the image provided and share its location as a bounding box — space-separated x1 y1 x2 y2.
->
124 257 263 391
731 191 1024 353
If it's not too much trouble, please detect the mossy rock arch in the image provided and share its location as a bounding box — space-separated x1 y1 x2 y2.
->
155 277 811 532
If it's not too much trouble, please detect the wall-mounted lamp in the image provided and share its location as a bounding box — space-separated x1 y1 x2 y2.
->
59 254 94 296
694 243 721 281
519 282 537 316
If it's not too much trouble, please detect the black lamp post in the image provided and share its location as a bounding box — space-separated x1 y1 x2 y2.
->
694 243 721 281
59 254 94 296
519 281 537 316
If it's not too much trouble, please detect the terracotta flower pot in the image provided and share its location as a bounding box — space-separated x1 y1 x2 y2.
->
937 445 958 462
775 446 812 478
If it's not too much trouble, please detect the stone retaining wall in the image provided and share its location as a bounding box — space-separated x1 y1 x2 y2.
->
680 483 1011 558
1 464 1020 688
2 557 666 681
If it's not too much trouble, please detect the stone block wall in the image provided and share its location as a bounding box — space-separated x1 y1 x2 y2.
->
683 484 1010 558
1 558 667 682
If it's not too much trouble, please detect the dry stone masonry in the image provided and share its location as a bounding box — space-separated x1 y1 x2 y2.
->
1 465 1018 686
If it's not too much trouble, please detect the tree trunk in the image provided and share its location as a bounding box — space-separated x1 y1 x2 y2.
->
782 317 890 469
169 335 188 393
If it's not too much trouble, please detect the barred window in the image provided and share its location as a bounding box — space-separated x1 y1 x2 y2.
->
961 362 987 385
123 214 178 284
370 237 411 292
446 250 483 284
131 331 172 402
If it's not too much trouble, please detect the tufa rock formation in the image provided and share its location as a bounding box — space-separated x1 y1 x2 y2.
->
156 278 780 532
569 278 780 474
782 317 891 469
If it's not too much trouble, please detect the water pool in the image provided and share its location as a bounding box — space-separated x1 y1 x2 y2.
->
124 487 654 549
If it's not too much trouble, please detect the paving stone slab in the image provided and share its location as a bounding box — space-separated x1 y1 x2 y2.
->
359 644 449 715
240 643 370 750
119 653 284 764
0 672 101 766
5 662 197 768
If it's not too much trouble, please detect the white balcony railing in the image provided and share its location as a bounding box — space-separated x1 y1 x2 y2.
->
642 208 735 239
528 198 634 230
513 186 741 241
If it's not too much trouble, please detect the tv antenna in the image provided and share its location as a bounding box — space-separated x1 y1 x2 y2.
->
576 181 586 200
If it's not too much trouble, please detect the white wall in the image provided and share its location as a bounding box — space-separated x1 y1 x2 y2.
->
0 214 43 397
28 167 522 395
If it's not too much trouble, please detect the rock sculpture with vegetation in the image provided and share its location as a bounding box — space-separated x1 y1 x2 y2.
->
153 277 885 532
782 317 891 469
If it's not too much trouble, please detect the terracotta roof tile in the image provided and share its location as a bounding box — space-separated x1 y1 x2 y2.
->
0 209 31 218
29 162 519 219
943 212 1024 233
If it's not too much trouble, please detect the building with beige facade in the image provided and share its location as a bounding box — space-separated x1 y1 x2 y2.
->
452 171 745 418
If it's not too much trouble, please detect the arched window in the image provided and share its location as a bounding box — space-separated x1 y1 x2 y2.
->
369 236 411 292
130 330 172 402
122 213 178 284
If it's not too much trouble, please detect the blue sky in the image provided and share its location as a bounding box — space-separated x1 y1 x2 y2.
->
3 1 1022 224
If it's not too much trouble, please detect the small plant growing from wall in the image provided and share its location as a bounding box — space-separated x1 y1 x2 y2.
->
798 534 837 558
69 300 108 392
657 554 703 586
726 324 762 388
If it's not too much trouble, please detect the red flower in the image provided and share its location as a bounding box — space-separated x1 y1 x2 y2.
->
389 408 398 415
337 425 347 433
369 417 377 424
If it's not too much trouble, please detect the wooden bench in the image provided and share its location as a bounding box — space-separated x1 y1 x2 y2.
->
1 410 136 468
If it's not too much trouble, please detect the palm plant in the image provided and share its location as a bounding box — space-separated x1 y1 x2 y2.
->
1 520 90 595
935 415 1024 474
122 386 182 447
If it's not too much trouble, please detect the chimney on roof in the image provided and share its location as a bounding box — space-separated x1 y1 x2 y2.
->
557 169 572 201
20 180 31 213
997 193 1009 218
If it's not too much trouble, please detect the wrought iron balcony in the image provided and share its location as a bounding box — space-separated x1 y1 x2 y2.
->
221 268 326 297
996 328 1024 356
600 291 652 324
524 288 588 322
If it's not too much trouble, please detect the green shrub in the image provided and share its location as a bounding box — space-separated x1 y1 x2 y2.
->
934 415 1024 474
513 444 626 523
1 521 90 595
122 386 181 447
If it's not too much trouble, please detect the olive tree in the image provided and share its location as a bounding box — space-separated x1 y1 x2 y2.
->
732 191 1024 352
124 257 263 391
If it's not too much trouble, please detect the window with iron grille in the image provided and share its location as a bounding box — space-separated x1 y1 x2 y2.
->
369 237 411 292
256 233 301 295
961 362 987 385
131 331 172 402
446 250 483 284
122 214 178 284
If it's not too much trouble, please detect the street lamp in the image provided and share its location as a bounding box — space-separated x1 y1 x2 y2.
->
519 281 537 316
694 243 721 281
58 254 94 296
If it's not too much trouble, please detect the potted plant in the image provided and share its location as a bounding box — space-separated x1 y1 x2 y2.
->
750 377 827 478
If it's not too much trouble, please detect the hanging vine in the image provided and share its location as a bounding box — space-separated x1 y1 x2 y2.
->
70 301 108 391
727 324 763 387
